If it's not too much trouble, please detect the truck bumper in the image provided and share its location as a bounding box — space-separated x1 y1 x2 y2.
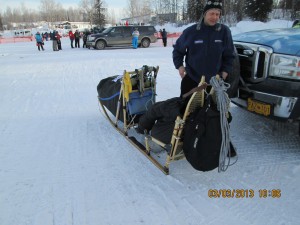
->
86 41 95 48
232 87 300 121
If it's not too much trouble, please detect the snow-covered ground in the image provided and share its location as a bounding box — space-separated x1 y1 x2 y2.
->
0 20 299 225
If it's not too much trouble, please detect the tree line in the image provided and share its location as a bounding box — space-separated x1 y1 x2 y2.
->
186 0 299 24
0 0 299 31
0 0 108 30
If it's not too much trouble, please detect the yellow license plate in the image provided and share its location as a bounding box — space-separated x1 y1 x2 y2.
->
247 98 271 116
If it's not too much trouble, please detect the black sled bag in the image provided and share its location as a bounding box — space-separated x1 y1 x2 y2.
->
183 96 222 171
97 76 125 122
138 97 185 143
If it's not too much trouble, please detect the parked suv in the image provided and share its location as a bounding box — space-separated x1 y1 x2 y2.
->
232 28 300 134
86 25 158 50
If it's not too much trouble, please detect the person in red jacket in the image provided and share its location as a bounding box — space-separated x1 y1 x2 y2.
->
69 30 75 48
55 31 62 50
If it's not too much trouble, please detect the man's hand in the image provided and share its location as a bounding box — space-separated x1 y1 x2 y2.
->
178 66 186 78
221 71 228 80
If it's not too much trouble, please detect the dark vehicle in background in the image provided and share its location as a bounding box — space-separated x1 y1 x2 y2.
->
91 27 106 34
86 25 158 50
232 28 300 134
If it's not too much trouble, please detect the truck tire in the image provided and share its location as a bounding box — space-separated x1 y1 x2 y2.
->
141 38 150 48
226 48 240 98
96 40 106 50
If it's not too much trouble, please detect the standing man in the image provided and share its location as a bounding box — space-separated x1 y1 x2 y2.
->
172 0 235 97
132 28 140 49
55 31 62 50
74 30 81 48
82 30 91 48
69 30 75 48
162 28 167 47
52 30 58 51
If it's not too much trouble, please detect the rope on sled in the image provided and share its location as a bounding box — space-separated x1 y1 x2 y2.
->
210 76 231 172
99 92 120 101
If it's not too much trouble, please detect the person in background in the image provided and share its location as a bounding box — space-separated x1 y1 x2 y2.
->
162 28 167 47
172 0 235 97
292 19 300 28
44 32 49 41
68 30 75 48
52 30 58 51
82 30 91 48
74 30 81 48
35 32 44 51
55 31 62 50
132 28 140 49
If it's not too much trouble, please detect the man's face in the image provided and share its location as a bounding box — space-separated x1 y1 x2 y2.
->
204 9 221 26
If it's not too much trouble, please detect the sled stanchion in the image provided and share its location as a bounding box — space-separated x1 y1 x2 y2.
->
164 116 181 170
145 134 151 154
115 85 123 127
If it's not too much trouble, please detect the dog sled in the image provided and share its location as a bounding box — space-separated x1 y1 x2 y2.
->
97 65 236 175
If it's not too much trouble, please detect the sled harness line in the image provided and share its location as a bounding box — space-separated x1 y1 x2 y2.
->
99 92 120 101
209 76 231 172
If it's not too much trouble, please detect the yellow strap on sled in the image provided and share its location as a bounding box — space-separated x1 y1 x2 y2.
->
123 71 132 102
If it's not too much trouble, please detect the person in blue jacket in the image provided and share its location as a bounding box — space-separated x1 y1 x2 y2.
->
132 28 140 49
35 32 44 51
173 0 235 97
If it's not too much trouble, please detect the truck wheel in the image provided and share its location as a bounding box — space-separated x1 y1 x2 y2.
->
141 38 150 48
96 40 106 50
226 47 240 98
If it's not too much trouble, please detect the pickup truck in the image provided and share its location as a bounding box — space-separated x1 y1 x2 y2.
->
86 25 157 50
231 28 300 135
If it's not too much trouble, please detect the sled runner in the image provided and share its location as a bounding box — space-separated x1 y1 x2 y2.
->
98 66 235 175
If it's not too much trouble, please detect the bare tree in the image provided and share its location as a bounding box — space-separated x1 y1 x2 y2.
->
39 0 64 22
79 0 107 27
280 0 300 19
127 0 141 18
221 0 245 25
66 7 82 22
152 0 185 23
141 0 153 16
80 0 95 25
234 0 245 22
107 9 117 25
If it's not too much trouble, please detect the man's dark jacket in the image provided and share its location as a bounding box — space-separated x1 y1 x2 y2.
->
173 22 235 82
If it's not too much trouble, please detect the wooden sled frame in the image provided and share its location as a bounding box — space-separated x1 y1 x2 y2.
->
99 68 208 174
144 76 206 174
